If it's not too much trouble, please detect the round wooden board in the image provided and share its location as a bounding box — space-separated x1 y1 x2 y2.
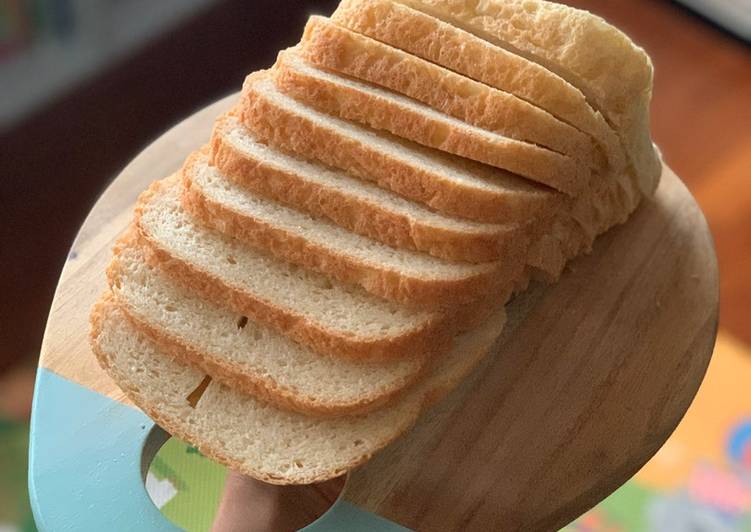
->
37 95 718 531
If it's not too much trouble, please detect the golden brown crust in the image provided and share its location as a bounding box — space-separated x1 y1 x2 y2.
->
211 113 524 264
395 0 661 195
182 152 516 308
239 72 556 224
331 0 625 174
301 16 595 164
298 17 592 194
84 0 660 486
134 176 509 361
399 0 653 106
273 48 589 198
132 176 482 362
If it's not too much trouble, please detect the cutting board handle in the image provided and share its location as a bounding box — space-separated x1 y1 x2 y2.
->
29 368 408 531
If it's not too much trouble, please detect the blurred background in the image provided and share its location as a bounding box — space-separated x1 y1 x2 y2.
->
1 0 749 530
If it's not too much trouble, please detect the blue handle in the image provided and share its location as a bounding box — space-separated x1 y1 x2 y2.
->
29 369 410 531
29 368 177 531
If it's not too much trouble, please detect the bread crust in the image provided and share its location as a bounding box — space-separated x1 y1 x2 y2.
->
395 0 661 194
274 48 587 197
211 113 526 264
239 72 557 224
298 17 593 194
300 17 597 169
331 0 625 173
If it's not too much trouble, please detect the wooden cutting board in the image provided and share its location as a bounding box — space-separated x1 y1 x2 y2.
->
28 94 719 531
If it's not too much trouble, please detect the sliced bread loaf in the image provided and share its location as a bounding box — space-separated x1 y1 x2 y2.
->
274 47 592 195
393 0 662 195
90 293 506 484
330 0 625 173
134 175 453 360
239 72 558 224
210 113 524 263
109 235 427 417
182 150 518 307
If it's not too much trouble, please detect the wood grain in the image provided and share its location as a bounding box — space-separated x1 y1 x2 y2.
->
37 96 718 530
345 167 718 530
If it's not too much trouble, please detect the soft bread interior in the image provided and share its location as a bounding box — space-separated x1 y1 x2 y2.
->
91 294 506 484
135 175 451 360
109 236 427 417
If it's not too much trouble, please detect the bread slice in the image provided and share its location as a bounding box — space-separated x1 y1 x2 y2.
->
90 293 506 484
330 0 625 173
525 166 641 283
239 72 558 224
108 236 427 417
182 150 518 307
393 0 661 195
274 46 592 196
134 175 454 360
210 113 524 263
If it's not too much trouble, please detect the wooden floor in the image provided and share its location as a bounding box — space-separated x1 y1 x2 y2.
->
568 0 751 345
